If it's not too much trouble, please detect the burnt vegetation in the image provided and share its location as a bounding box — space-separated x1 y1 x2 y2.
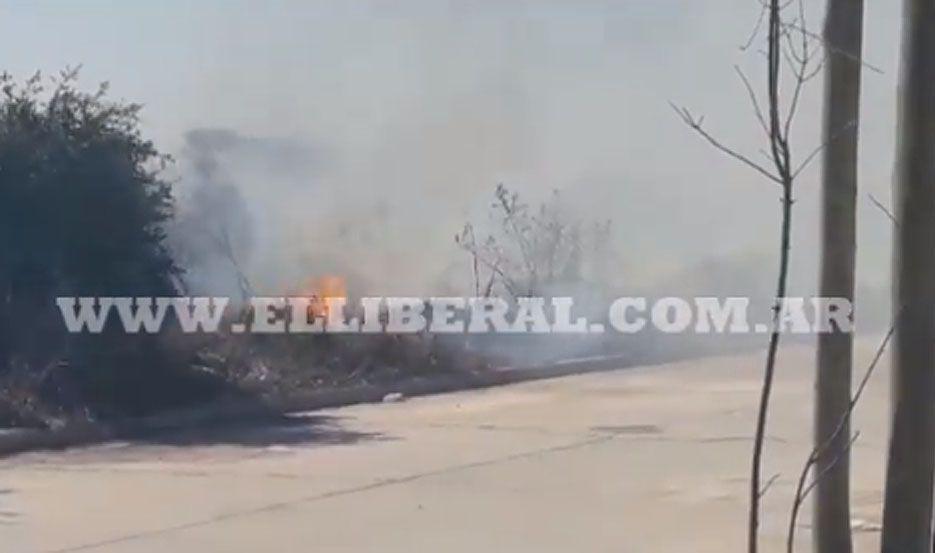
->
0 71 504 429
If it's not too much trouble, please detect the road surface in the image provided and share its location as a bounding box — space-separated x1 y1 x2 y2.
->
1 341 889 552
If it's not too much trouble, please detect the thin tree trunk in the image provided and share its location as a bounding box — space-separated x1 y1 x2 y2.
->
881 1 935 551
813 1 863 552
748 4 796 552
672 3 812 549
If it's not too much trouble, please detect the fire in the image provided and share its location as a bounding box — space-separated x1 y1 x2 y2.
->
298 275 348 321
313 275 347 299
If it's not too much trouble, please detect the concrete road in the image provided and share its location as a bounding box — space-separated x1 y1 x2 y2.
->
0 342 890 552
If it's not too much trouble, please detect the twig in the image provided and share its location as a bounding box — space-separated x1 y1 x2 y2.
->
785 323 897 553
792 120 858 179
735 65 771 138
869 193 899 227
741 5 769 52
759 473 782 498
783 20 884 75
801 432 860 500
670 102 783 185
781 1 812 141
210 227 253 304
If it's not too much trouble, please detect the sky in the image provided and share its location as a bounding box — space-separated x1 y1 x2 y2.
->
0 0 905 297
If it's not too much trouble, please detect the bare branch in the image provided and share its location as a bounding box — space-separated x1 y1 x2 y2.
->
781 1 816 145
734 65 771 137
786 323 897 553
209 227 253 303
670 102 783 184
791 119 858 179
740 5 769 51
759 473 782 498
869 193 899 227
801 432 861 500
783 20 884 75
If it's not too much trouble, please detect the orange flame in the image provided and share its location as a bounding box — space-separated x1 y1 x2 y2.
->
298 275 348 321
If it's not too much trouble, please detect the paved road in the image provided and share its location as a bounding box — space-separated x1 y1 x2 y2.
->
1 343 889 552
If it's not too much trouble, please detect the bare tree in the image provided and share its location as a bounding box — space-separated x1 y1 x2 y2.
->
673 1 823 551
456 184 610 300
211 226 254 305
880 1 935 551
813 1 864 552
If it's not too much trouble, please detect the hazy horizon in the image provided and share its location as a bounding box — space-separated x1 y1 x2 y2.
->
0 0 903 302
